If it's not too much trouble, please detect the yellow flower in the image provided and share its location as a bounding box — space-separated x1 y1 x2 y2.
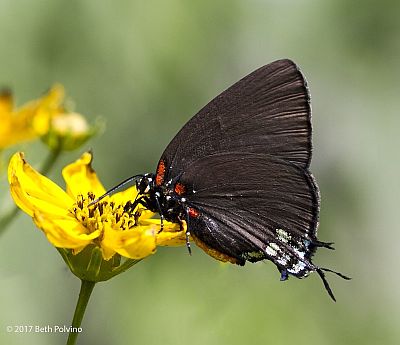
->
8 151 185 265
41 112 102 151
0 85 64 149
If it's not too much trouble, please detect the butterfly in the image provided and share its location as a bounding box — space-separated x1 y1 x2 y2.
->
94 59 349 300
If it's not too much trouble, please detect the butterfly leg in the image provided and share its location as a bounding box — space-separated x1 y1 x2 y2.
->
130 195 153 211
153 193 164 232
128 196 153 226
178 214 191 256
130 195 164 232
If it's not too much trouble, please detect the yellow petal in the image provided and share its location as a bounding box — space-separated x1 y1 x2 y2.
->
141 218 186 246
101 223 157 260
139 209 156 220
8 152 73 216
111 186 139 205
62 151 106 199
0 100 37 147
9 176 36 217
0 85 67 149
31 84 65 136
40 84 65 110
156 230 187 247
34 211 100 249
156 223 186 247
100 243 117 261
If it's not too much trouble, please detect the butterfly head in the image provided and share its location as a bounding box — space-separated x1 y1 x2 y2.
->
136 173 156 195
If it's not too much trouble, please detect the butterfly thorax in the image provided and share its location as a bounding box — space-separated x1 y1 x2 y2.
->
136 174 187 223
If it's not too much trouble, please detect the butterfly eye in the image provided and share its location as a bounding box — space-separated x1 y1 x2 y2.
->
136 177 149 194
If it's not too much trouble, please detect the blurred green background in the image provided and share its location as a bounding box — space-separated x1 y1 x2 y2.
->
1 0 399 344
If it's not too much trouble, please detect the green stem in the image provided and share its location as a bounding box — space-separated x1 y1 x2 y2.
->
0 207 19 233
66 280 96 345
0 147 62 236
40 146 62 175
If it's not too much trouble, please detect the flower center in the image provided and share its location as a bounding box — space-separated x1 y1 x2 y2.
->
72 192 137 235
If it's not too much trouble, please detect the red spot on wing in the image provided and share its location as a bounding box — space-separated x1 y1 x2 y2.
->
188 207 200 218
174 182 186 195
155 160 166 186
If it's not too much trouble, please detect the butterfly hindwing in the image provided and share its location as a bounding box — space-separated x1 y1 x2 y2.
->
178 152 320 277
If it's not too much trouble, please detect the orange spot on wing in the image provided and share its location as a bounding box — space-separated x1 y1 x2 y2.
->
174 182 186 195
188 207 199 218
155 160 166 186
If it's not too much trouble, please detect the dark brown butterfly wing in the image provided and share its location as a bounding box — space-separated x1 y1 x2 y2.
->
178 152 319 277
158 59 312 185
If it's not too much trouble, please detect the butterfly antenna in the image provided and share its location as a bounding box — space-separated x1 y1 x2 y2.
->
88 174 144 206
316 267 351 302
314 240 335 250
321 267 351 280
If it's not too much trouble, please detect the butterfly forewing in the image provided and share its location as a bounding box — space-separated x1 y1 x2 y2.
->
159 59 312 186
